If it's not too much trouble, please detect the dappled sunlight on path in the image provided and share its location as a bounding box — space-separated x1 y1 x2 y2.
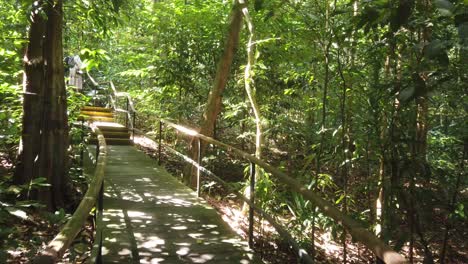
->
99 146 260 263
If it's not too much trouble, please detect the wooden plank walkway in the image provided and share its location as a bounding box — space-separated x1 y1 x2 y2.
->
99 145 260 263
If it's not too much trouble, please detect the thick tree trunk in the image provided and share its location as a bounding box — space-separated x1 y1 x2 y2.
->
14 2 46 187
15 0 69 210
183 1 244 187
37 0 69 210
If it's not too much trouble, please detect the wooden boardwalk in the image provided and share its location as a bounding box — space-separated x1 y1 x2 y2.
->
98 145 260 263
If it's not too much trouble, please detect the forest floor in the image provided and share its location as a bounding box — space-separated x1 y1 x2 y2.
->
0 152 93 263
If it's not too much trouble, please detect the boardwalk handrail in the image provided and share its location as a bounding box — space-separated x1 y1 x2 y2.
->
33 124 107 263
96 81 406 263
83 73 136 133
107 81 136 134
150 118 408 264
134 126 314 263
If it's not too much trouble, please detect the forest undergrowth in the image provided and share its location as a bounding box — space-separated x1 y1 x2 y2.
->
0 151 94 263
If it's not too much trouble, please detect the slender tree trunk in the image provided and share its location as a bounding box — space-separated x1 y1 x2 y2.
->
377 43 402 264
407 1 433 261
414 0 431 166
312 4 332 256
369 40 383 252
183 1 244 187
239 1 264 214
440 140 466 263
241 1 262 161
337 44 350 264
375 135 386 264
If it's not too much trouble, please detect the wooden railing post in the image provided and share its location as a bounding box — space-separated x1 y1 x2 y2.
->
132 111 136 141
93 84 97 106
248 162 256 249
80 119 84 167
125 97 129 127
196 138 201 197
158 120 162 165
95 140 100 163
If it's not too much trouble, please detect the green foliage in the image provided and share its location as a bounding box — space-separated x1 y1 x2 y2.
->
0 176 51 202
89 0 465 257
0 0 465 260
0 1 25 156
80 48 110 71
42 208 70 226
0 84 22 152
68 88 90 121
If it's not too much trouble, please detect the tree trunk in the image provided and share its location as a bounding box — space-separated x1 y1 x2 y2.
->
37 0 69 210
14 2 46 188
409 0 432 261
241 1 262 161
183 1 244 187
15 0 69 210
312 2 332 257
239 1 264 214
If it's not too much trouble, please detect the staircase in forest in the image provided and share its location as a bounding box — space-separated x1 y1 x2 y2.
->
80 106 133 145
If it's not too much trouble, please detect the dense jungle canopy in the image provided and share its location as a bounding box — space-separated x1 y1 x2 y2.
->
0 0 467 263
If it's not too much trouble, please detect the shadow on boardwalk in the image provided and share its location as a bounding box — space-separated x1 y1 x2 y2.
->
98 146 261 263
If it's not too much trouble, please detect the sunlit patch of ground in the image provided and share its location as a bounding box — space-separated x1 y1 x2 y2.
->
204 196 378 264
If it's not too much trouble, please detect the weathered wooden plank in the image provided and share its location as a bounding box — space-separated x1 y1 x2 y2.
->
98 145 261 263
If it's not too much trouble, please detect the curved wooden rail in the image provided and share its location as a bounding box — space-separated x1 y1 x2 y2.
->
33 124 107 264
134 128 314 263
84 76 136 127
154 119 408 264
109 81 136 132
101 82 406 263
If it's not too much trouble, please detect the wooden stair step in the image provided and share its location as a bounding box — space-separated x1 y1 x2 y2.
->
78 115 113 121
97 126 129 132
88 116 115 122
88 138 133 145
80 111 114 117
82 106 113 112
90 133 131 140
100 131 131 138
98 125 128 133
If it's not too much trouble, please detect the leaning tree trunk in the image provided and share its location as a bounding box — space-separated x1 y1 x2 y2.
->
36 0 69 210
183 1 244 187
13 1 46 188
